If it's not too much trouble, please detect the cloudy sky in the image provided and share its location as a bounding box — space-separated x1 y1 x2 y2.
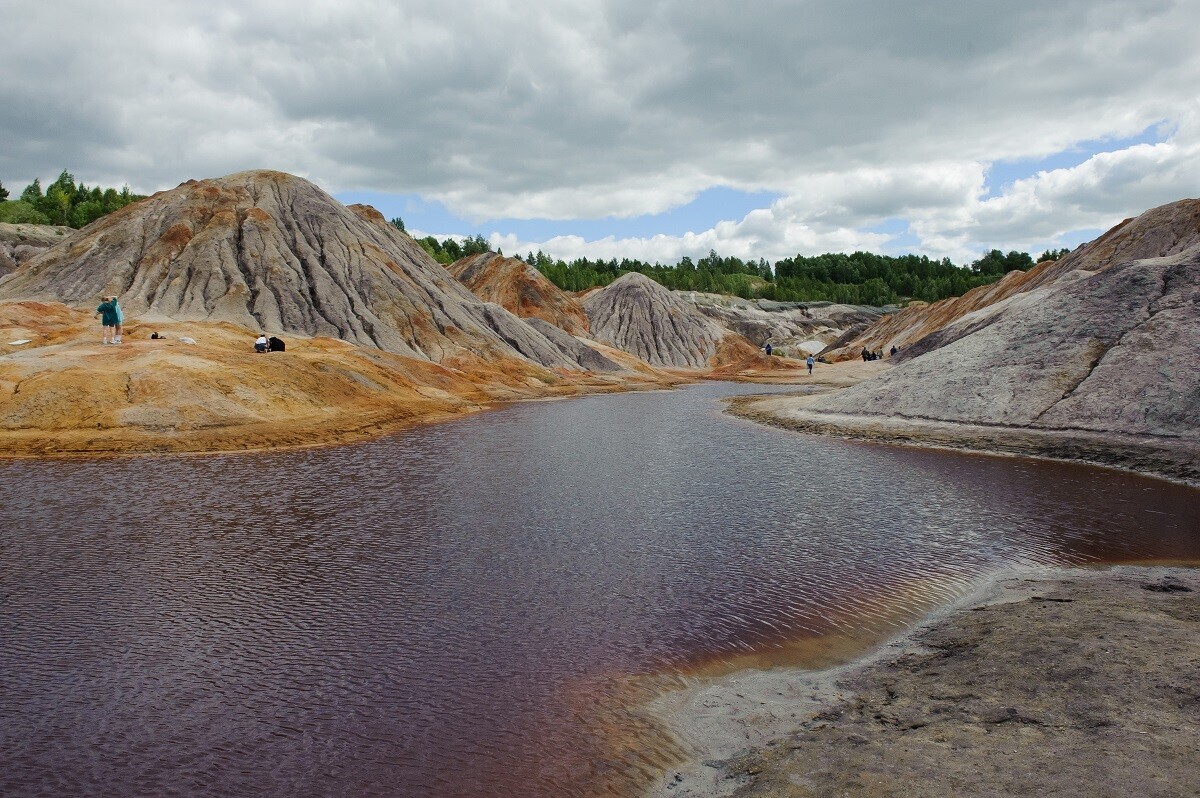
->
4 0 1198 265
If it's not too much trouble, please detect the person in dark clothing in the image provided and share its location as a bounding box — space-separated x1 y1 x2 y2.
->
268 336 285 352
890 345 898 356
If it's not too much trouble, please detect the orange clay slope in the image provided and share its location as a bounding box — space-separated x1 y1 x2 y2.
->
0 302 679 457
449 252 590 336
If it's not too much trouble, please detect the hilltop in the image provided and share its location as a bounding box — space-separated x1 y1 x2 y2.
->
449 252 590 337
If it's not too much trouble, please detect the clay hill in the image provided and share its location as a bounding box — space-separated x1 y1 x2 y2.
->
0 170 611 372
449 252 589 336
733 200 1200 483
583 272 775 370
826 198 1200 361
0 171 678 455
680 291 889 357
0 223 73 276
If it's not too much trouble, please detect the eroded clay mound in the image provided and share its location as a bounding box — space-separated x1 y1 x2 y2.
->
0 223 74 276
0 171 583 368
450 252 589 336
811 247 1200 439
827 198 1200 361
582 272 728 368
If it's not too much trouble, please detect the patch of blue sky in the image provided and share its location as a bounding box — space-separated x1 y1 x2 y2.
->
864 218 924 255
983 122 1169 199
1048 227 1106 253
333 186 782 243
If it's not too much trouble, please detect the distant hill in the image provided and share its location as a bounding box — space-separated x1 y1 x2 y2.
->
449 252 590 337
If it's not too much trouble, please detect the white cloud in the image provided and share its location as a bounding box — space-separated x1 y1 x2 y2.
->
3 1 1199 263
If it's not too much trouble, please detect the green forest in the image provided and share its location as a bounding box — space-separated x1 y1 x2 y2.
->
519 246 1068 306
0 170 144 228
390 205 1071 306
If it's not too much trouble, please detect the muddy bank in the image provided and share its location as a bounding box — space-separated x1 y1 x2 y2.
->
727 392 1200 487
648 566 1200 797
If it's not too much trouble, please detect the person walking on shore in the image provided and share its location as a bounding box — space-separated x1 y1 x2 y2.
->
94 296 117 345
806 354 815 375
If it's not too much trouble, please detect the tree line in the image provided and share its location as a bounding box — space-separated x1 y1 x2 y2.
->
519 246 1069 306
0 170 145 228
389 211 1071 306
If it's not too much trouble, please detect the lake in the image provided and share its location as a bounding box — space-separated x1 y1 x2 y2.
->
2 382 1197 797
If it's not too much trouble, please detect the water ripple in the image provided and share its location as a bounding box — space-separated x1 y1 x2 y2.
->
1 382 1197 797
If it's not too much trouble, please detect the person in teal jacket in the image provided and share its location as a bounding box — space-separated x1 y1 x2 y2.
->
111 296 124 343
94 297 118 345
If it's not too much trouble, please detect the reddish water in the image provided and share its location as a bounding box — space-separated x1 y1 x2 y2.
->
1 382 1197 797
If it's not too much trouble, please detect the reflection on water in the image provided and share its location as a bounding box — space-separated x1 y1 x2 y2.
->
1 382 1197 797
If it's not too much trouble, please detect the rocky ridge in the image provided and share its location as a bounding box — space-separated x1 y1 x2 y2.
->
810 248 1200 437
681 291 889 356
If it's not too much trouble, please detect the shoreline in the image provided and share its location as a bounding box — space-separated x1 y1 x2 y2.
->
0 302 691 460
645 564 1200 797
725 392 1200 488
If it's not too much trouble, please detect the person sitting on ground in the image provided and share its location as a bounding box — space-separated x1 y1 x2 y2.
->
268 336 285 352
890 345 898 356
254 334 269 353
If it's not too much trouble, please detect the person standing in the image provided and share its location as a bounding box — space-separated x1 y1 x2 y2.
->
806 354 815 375
111 296 124 344
94 296 117 345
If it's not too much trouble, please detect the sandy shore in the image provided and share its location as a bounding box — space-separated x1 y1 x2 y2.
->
646 565 1200 797
725 376 1200 487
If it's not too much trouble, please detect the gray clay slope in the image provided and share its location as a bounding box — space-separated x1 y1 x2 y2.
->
0 170 596 370
811 247 1200 439
583 272 727 368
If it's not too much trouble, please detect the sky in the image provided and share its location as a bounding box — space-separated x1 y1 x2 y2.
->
3 1 1198 266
